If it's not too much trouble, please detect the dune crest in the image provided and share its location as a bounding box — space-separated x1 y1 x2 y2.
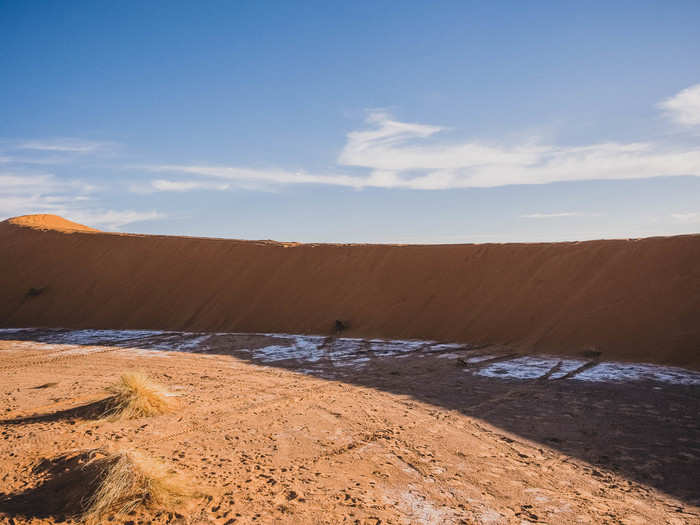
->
1 215 698 367
5 214 100 233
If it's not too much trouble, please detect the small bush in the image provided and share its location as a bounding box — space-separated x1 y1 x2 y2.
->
82 448 196 523
103 372 175 420
0 449 198 522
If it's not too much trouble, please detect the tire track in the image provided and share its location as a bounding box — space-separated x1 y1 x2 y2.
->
536 360 563 381
0 345 121 372
140 382 340 446
554 360 599 380
0 330 174 372
457 352 520 369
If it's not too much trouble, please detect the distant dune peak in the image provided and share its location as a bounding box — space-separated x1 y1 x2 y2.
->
4 214 100 233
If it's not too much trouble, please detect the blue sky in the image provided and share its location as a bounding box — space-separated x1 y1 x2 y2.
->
1 1 699 242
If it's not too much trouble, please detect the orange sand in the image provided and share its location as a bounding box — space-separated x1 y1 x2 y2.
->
1 214 698 367
7 214 100 233
2 334 697 523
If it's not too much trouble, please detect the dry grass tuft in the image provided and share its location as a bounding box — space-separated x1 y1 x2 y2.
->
103 371 175 419
82 449 196 523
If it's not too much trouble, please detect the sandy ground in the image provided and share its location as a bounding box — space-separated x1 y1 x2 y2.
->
1 329 698 524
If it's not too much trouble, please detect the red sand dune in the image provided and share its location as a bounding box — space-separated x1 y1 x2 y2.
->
1 214 698 367
7 214 100 233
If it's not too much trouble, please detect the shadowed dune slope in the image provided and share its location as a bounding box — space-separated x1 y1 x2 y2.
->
1 215 699 367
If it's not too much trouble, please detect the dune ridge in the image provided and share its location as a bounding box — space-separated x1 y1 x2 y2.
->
1 215 698 367
7 214 101 233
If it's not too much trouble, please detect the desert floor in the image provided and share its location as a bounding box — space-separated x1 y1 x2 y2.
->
1 329 699 524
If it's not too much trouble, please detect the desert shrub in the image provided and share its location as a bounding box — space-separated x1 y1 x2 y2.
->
82 448 196 523
103 372 175 420
0 449 198 522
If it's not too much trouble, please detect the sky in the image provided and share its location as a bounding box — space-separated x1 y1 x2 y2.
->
1 1 699 243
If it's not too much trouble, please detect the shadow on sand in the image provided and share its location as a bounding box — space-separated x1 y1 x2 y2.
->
0 397 114 425
0 451 103 520
1 328 699 506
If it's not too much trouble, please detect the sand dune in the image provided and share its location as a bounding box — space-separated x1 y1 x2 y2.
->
1 214 698 367
7 214 100 233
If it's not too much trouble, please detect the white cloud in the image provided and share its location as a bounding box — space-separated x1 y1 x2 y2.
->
339 110 545 173
336 112 700 189
129 179 235 193
0 138 119 168
151 179 230 192
0 171 161 231
140 165 367 189
7 85 700 204
0 139 162 231
658 84 700 127
142 107 700 191
67 209 164 230
15 138 115 153
671 212 700 223
521 212 584 219
0 173 56 188
0 172 93 196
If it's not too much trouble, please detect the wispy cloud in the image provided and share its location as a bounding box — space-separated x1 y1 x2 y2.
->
68 209 164 230
130 179 235 193
0 137 162 231
139 165 367 189
139 85 700 192
141 119 700 191
658 84 700 127
521 212 584 219
151 179 230 192
0 173 91 220
15 138 116 153
670 211 700 223
336 111 700 189
0 171 161 231
0 172 94 195
338 110 544 175
0 138 120 168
